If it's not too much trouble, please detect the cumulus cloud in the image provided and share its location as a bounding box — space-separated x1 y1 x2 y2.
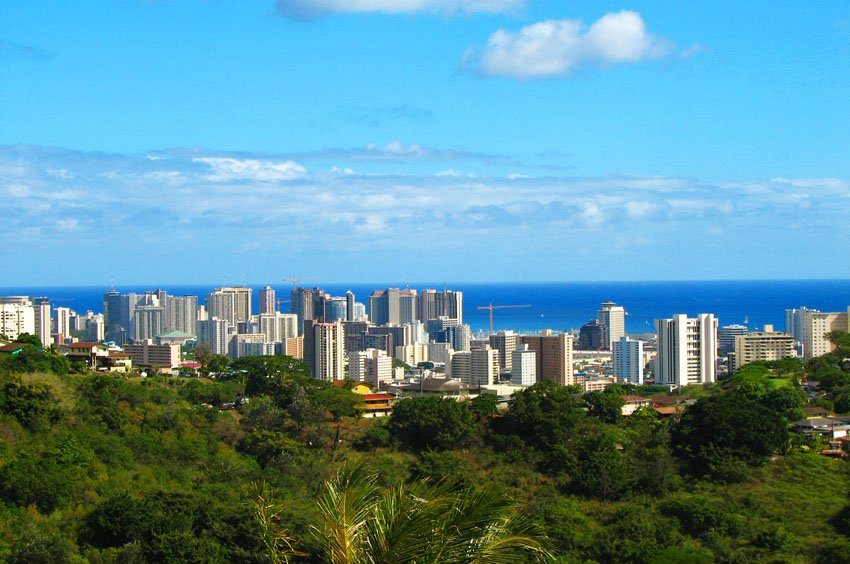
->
192 157 306 182
276 0 522 19
474 11 676 79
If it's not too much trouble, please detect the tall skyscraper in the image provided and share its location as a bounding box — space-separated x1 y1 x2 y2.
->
259 286 276 315
368 288 401 325
345 291 356 322
207 287 252 327
655 314 718 387
489 330 518 371
166 295 198 336
103 289 124 343
312 321 345 381
198 318 236 357
597 301 625 351
32 297 52 347
418 289 463 324
612 335 644 385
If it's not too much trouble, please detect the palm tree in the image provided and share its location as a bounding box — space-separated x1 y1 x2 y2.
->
309 467 553 564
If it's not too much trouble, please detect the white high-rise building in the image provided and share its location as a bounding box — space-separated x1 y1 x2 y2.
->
314 321 345 381
0 297 35 342
166 295 198 336
654 314 718 387
395 343 429 367
597 301 625 351
349 348 393 388
449 347 498 387
198 318 236 356
612 335 644 385
511 343 536 386
53 306 73 340
259 286 276 315
257 313 298 343
32 297 52 347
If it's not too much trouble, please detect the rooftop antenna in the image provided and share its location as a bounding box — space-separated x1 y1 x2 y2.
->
444 279 447 292
109 273 115 291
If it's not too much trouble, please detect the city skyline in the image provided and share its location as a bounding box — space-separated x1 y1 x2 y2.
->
3 1 850 285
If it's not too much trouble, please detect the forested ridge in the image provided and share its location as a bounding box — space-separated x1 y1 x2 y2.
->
0 334 850 562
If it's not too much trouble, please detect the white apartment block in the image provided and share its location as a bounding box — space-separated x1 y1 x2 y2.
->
349 348 393 388
733 328 795 370
612 335 644 385
0 298 35 341
654 314 718 387
511 343 536 386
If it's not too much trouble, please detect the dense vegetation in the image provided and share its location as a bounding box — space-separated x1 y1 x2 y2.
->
0 333 848 562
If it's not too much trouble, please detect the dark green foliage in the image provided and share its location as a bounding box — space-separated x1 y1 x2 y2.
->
0 346 70 375
671 393 789 479
12 333 41 347
410 450 470 487
389 396 476 451
469 392 498 418
493 380 584 451
352 422 391 451
0 379 61 430
563 428 635 500
584 389 625 424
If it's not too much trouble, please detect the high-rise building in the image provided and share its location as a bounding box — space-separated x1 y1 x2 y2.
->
345 291 356 322
395 343 429 366
399 290 418 325
324 297 348 322
419 289 463 324
134 304 164 342
349 348 393 388
718 324 749 355
655 314 718 387
259 286 276 315
733 327 795 371
32 297 52 347
520 331 575 386
103 289 124 343
489 331 518 371
578 319 603 350
0 297 35 341
206 287 252 327
198 318 236 356
448 347 498 387
799 308 849 360
511 344 536 386
597 301 625 351
312 321 345 381
612 336 644 385
368 288 402 325
785 307 816 344
291 287 329 332
166 295 198 336
53 306 73 341
256 312 299 343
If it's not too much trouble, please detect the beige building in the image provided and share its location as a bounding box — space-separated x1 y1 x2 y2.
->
597 301 626 351
520 330 575 386
313 321 345 381
733 326 795 370
123 340 181 370
489 331 518 371
801 308 849 360
395 343 429 367
349 348 393 388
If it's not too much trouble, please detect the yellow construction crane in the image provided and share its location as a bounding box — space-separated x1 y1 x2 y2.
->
476 303 532 334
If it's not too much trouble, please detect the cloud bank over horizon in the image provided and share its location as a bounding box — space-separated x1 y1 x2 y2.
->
1 143 845 285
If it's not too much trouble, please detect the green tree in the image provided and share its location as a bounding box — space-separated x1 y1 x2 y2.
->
469 392 499 419
671 393 788 480
194 342 213 366
313 386 360 421
493 380 584 451
389 396 477 451
12 332 42 347
584 390 625 424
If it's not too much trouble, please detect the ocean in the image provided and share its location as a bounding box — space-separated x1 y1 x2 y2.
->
2 280 849 336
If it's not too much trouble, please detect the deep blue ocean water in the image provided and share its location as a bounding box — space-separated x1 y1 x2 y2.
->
2 280 848 336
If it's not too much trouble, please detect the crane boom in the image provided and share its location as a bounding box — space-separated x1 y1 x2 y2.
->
475 303 532 334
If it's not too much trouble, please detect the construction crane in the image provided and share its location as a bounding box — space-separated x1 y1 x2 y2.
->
282 276 318 289
476 303 532 335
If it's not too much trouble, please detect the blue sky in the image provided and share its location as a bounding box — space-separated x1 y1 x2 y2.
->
2 1 849 285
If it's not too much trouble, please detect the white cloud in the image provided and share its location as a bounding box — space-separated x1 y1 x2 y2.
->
57 218 80 231
193 157 306 182
6 183 30 198
277 0 522 18
476 11 675 79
